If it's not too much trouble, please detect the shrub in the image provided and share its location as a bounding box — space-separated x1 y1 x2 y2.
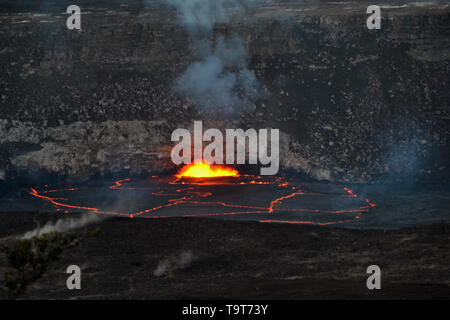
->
1 231 78 298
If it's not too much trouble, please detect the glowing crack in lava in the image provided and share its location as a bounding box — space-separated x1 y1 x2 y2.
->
177 163 238 178
28 164 376 226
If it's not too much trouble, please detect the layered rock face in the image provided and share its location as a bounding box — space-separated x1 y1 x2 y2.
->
0 1 449 184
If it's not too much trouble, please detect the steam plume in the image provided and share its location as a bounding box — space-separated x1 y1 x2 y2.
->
153 250 195 276
159 0 267 115
22 213 106 239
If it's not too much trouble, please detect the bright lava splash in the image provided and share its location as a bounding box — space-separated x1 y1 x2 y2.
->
177 163 238 178
28 164 376 226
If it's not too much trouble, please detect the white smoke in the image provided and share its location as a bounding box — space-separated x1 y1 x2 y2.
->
153 250 195 277
162 0 268 33
22 213 106 239
174 36 261 113
158 0 267 115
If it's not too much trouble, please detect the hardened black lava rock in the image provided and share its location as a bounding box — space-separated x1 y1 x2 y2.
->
0 1 448 184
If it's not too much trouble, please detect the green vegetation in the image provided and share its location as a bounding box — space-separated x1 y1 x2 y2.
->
1 227 100 299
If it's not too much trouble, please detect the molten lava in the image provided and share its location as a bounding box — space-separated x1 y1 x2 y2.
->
176 163 238 178
28 165 377 226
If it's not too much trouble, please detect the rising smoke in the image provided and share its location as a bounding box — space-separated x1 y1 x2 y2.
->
22 213 106 239
158 0 268 115
153 250 195 276
174 36 261 114
163 0 267 33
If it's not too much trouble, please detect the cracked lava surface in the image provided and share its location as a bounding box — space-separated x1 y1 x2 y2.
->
27 164 376 226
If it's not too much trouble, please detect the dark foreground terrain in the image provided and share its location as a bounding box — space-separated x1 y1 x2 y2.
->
0 212 448 299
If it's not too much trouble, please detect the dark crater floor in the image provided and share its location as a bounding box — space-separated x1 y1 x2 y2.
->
1 176 449 229
0 212 449 299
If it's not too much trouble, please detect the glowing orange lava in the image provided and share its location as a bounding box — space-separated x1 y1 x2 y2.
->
176 163 238 178
28 171 377 226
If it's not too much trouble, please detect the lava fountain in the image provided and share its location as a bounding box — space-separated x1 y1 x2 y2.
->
176 163 238 178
